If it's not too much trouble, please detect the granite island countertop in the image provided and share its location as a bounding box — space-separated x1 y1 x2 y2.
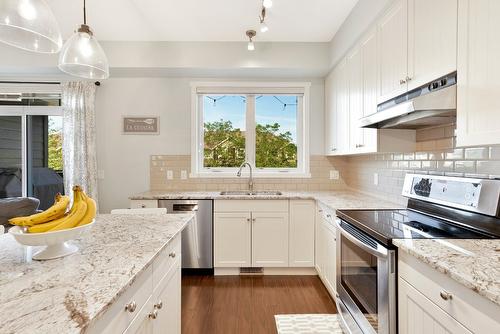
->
130 189 402 211
393 238 500 307
0 213 193 334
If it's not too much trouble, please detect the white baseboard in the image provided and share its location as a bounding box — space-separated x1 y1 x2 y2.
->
214 267 318 276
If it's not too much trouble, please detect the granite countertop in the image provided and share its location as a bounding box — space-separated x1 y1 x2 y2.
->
393 238 500 307
0 213 193 334
130 189 402 210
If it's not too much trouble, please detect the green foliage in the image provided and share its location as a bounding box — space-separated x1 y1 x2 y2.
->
48 130 63 171
203 120 297 168
256 123 297 168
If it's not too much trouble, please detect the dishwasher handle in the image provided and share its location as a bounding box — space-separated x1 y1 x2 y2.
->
171 204 198 212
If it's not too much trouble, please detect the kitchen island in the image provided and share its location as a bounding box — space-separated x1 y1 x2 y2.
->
0 213 192 334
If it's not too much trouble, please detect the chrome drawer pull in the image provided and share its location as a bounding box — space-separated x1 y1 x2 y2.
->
149 309 158 319
440 290 452 301
154 300 163 309
124 301 137 313
169 252 176 258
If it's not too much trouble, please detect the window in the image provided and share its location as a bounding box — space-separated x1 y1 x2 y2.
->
192 82 310 177
0 86 63 209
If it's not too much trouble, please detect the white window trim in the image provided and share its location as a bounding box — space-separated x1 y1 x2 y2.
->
190 81 311 178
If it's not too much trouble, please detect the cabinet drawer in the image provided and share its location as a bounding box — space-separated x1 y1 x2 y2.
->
92 266 153 334
130 200 158 209
152 235 181 287
398 251 500 333
215 199 288 212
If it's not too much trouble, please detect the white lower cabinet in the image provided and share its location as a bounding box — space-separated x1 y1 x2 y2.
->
214 212 251 267
88 235 182 334
214 200 315 270
289 200 315 267
315 205 336 297
399 279 472 334
252 211 289 267
398 251 500 334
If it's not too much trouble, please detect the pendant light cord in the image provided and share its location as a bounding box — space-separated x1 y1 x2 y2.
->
83 0 87 25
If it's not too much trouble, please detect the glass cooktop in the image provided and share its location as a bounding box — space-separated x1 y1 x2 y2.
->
336 209 495 247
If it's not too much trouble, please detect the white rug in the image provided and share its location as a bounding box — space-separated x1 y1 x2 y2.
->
275 314 344 334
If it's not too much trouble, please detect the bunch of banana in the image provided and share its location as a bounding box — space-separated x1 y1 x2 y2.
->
9 193 70 226
9 186 97 234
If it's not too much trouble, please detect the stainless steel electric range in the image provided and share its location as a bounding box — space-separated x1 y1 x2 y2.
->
334 174 500 334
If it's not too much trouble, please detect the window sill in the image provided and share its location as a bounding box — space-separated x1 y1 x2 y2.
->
189 172 312 179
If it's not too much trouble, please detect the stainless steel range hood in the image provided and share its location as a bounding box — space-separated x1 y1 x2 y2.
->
359 73 457 129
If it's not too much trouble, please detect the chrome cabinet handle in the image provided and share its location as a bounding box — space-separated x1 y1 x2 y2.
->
440 290 452 301
399 79 407 85
355 144 365 148
148 309 158 319
331 148 337 152
326 214 331 218
406 76 412 82
169 252 176 258
246 218 251 222
154 300 163 309
140 204 146 208
252 218 256 222
125 301 137 313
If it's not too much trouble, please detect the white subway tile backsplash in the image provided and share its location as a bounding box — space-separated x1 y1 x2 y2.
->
464 147 489 160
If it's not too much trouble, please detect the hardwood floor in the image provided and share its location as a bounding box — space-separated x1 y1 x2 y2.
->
181 275 337 334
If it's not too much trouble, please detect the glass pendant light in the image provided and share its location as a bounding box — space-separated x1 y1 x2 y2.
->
58 0 109 79
0 0 62 53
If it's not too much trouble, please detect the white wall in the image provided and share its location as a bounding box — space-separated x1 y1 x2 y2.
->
95 77 325 213
328 0 392 69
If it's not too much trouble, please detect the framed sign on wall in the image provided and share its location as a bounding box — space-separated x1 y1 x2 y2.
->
122 116 160 135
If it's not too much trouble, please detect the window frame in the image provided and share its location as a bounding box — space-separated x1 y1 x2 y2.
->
190 82 311 178
0 105 63 197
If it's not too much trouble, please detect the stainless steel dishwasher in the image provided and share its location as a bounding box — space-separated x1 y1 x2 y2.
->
158 199 213 273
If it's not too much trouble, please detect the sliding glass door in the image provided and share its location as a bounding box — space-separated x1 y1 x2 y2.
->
0 115 23 198
0 107 63 209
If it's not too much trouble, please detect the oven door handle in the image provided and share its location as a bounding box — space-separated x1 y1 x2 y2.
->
335 218 388 258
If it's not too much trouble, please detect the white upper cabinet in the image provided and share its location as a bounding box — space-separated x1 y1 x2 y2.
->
377 0 458 103
358 29 379 153
456 0 500 147
347 46 364 152
324 70 337 155
336 59 350 155
407 0 458 90
377 0 408 103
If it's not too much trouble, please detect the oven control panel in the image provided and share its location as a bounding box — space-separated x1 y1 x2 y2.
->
402 174 500 217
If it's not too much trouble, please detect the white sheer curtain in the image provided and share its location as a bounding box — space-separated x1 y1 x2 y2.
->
61 82 98 209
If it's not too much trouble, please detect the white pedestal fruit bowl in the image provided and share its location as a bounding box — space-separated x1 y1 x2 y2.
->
9 220 95 260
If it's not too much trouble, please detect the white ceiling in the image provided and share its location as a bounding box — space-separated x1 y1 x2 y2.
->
46 0 358 42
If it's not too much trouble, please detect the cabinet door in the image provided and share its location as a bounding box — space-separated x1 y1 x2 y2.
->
214 212 251 267
252 212 289 267
378 0 408 103
314 208 323 275
325 70 338 155
347 46 364 153
324 225 337 294
399 279 472 334
407 0 457 90
289 200 315 267
336 59 350 154
153 268 181 334
457 0 500 147
360 29 379 153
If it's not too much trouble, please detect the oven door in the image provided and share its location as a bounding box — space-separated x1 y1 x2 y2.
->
335 218 396 334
